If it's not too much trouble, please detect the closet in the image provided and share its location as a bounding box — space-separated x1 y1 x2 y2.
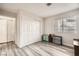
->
0 16 15 43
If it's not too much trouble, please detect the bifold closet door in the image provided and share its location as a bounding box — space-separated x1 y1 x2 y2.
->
28 20 41 43
0 20 7 43
31 20 41 41
7 20 15 42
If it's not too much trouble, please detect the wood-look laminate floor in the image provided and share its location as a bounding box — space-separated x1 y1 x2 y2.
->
0 41 74 56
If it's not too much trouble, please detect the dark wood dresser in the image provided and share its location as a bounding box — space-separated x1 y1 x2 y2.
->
48 34 62 45
73 39 79 56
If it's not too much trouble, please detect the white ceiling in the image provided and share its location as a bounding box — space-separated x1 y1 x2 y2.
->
0 3 79 18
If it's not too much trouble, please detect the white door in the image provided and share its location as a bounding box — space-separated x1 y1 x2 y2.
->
7 19 15 42
0 19 7 43
29 20 41 43
21 20 41 46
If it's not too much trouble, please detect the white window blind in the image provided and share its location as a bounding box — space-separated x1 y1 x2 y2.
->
55 16 77 33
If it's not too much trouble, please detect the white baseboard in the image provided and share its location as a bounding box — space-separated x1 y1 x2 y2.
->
19 40 41 48
63 42 73 47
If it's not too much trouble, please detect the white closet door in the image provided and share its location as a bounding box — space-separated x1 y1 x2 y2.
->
29 20 41 43
0 20 7 43
7 20 15 42
21 19 41 46
31 21 41 41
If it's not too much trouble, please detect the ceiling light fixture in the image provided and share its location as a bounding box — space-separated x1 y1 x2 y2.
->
46 3 52 6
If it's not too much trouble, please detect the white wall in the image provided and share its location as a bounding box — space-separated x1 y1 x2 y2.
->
44 8 79 47
16 10 43 48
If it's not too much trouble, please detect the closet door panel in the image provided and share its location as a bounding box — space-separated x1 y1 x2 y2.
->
7 20 15 42
28 20 41 43
0 20 7 43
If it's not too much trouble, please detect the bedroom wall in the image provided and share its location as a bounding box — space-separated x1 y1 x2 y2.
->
44 8 79 47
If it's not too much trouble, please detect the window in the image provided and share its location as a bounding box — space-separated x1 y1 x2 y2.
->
55 16 77 33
